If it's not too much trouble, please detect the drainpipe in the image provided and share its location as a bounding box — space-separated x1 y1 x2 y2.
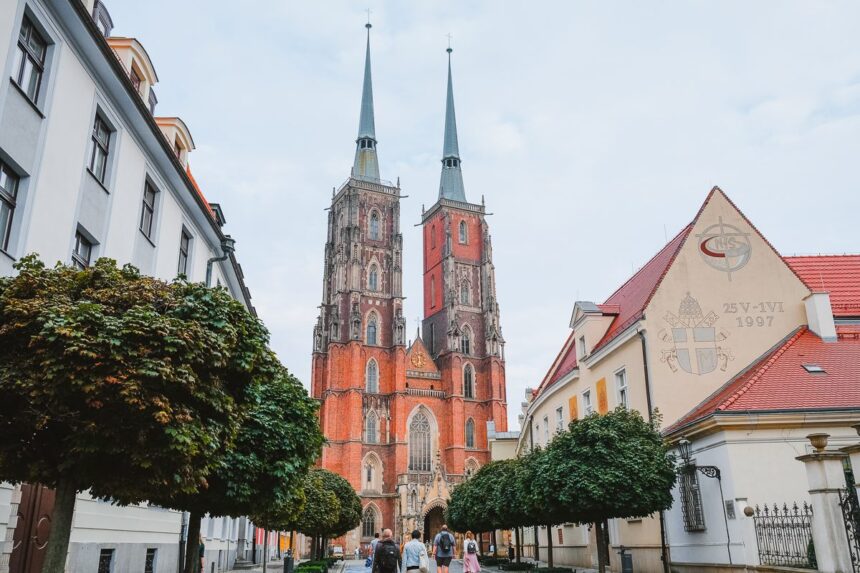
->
638 329 670 573
205 235 236 287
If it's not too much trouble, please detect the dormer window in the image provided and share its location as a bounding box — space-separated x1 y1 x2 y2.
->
92 0 114 38
174 138 184 160
129 64 143 94
444 158 459 168
359 138 375 150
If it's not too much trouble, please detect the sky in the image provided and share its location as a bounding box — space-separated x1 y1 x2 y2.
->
107 1 860 430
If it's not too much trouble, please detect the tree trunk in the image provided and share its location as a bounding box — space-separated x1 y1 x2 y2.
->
533 525 539 561
492 529 497 556
546 526 554 567
40 480 76 573
183 511 203 573
594 522 606 573
263 529 269 573
514 526 521 563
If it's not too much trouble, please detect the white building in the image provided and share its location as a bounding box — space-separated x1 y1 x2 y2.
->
0 0 270 571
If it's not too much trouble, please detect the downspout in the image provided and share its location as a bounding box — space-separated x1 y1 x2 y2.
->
639 329 670 573
205 235 235 287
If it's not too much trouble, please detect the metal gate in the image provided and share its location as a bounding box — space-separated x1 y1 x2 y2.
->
839 488 860 573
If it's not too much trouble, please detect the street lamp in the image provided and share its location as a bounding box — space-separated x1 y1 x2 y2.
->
205 235 236 287
677 436 730 563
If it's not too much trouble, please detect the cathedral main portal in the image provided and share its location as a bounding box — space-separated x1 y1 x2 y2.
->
423 506 445 543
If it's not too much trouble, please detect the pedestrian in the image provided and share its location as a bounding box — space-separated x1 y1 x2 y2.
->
507 544 514 561
432 524 456 573
197 535 205 573
372 529 402 573
368 532 380 568
355 546 361 560
403 529 429 573
462 531 480 573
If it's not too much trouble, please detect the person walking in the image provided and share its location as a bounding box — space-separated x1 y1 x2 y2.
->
432 524 456 573
368 532 380 568
462 532 480 573
372 529 401 573
403 530 429 573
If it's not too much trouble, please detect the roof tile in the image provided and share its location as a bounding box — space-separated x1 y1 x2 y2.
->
785 255 860 317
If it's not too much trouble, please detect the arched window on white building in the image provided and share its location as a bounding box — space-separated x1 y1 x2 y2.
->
465 418 475 449
463 364 475 399
366 359 379 393
409 410 432 472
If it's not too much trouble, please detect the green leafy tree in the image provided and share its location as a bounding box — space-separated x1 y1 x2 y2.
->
0 257 273 573
543 408 677 573
158 368 325 573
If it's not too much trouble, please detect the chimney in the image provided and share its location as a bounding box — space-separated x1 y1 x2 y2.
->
804 292 837 342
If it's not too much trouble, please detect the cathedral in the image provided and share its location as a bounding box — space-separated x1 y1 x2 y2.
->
311 23 509 551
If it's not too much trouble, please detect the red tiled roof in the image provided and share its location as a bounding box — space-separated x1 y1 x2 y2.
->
667 326 860 433
591 223 694 352
535 333 577 395
185 166 215 218
785 255 860 317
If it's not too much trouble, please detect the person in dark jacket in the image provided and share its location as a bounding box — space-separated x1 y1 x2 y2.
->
372 529 401 573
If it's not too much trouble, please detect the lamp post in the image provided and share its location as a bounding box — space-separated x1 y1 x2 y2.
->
205 235 236 287
677 437 732 564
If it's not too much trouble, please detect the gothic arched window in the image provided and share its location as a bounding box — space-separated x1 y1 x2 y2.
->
459 220 467 244
409 411 432 472
366 359 379 393
365 410 378 443
431 225 436 249
369 265 379 291
460 281 470 305
465 418 475 449
463 364 474 399
367 314 378 345
369 211 380 240
461 326 472 355
362 506 377 538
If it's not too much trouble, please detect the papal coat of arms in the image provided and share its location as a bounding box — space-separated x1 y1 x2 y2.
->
659 293 733 375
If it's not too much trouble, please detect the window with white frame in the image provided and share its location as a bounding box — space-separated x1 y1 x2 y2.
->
12 16 48 104
582 390 593 415
177 229 191 276
409 410 432 472
556 407 564 432
72 230 93 269
139 181 157 239
577 335 586 359
0 162 20 252
88 114 112 184
615 368 628 409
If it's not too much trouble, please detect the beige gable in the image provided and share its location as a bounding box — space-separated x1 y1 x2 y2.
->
645 188 810 425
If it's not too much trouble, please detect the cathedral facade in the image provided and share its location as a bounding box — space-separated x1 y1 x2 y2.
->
311 25 508 551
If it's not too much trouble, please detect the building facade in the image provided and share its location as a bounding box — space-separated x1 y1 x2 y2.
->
514 187 859 572
311 31 508 552
0 1 262 571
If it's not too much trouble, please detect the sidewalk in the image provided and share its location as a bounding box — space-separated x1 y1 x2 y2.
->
479 558 601 573
227 557 351 573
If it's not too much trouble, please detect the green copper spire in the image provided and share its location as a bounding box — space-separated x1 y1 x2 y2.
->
439 47 466 202
353 22 380 181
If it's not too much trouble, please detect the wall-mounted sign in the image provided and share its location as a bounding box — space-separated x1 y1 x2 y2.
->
696 217 751 280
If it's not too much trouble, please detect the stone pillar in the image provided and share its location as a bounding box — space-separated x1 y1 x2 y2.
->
796 434 853 573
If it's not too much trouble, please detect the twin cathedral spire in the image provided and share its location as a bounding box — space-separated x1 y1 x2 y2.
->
352 23 469 204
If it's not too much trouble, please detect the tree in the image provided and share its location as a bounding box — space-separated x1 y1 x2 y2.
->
160 368 325 573
0 257 274 573
543 408 677 573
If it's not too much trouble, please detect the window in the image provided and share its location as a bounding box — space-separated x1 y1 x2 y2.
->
97 548 114 573
0 163 20 252
460 282 470 305
577 335 586 359
174 138 183 160
459 220 467 244
615 368 628 409
89 115 111 184
543 416 549 444
582 390 593 415
12 17 47 104
366 463 373 484
368 265 378 291
680 466 706 532
429 324 435 354
367 314 378 345
430 276 436 308
465 418 475 449
366 359 378 393
410 491 418 512
362 506 377 538
463 364 474 399
365 411 377 444
409 410 432 472
139 182 157 239
556 407 564 432
147 87 158 114
461 327 471 355
431 225 436 249
92 1 114 38
178 230 191 276
369 211 380 240
130 65 143 94
72 231 93 269
144 548 157 573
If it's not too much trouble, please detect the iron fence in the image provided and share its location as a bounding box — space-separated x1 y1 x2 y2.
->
839 488 860 573
752 502 816 569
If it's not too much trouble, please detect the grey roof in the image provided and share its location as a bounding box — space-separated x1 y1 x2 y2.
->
438 48 467 202
353 23 380 180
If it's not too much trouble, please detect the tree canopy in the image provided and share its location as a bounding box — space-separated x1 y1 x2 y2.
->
273 468 362 540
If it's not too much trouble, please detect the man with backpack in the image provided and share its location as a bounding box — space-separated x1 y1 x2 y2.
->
372 529 401 573
433 524 456 573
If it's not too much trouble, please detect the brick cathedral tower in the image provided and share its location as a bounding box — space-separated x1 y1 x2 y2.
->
312 33 507 552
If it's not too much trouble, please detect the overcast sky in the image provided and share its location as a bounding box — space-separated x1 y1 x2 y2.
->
109 1 860 429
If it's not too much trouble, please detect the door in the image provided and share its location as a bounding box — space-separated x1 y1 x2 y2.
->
9 484 55 573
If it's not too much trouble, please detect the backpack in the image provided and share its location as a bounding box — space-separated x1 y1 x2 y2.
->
466 540 477 555
379 542 400 572
438 533 452 552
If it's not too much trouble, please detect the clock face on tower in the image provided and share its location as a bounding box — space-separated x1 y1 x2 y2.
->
411 350 426 368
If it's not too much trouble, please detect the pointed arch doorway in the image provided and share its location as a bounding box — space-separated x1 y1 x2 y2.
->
423 506 445 543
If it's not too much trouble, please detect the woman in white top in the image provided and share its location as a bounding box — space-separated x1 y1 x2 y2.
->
462 531 481 573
